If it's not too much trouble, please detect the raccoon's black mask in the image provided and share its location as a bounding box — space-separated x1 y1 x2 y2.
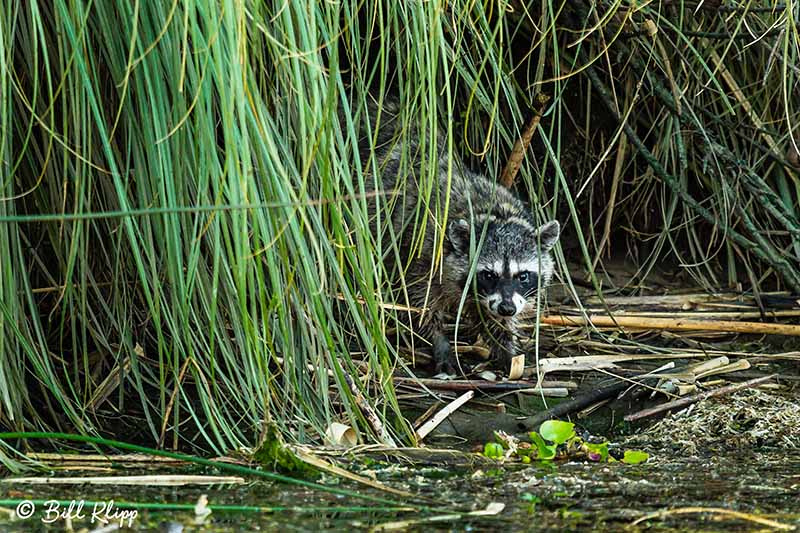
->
447 218 560 317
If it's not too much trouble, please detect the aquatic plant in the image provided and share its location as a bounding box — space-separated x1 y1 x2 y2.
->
486 422 649 464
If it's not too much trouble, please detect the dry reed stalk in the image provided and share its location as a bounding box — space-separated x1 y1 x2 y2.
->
291 446 416 498
541 314 800 336
343 373 397 447
395 378 575 392
499 94 550 188
415 391 474 441
24 453 186 464
624 374 776 422
563 309 800 319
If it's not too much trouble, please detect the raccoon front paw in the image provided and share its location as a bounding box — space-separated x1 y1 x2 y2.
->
432 334 457 376
490 343 519 374
434 359 457 377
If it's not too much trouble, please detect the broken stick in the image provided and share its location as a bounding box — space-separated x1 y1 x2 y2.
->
624 374 776 422
395 377 576 392
416 391 474 441
343 373 397 447
520 381 630 432
541 314 800 336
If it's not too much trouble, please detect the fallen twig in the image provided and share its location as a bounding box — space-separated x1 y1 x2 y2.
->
395 377 576 393
291 446 416 499
24 453 186 464
415 391 474 441
653 356 749 382
583 292 748 306
343 373 397 447
560 309 800 320
541 314 800 336
520 381 630 432
582 291 797 309
535 353 714 376
515 387 570 398
624 374 776 422
694 359 750 380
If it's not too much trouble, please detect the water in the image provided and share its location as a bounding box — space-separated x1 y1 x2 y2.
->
1 449 798 531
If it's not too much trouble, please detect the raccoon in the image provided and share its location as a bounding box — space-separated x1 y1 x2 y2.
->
357 99 560 375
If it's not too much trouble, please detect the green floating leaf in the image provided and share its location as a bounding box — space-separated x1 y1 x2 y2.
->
484 442 505 459
621 450 649 465
539 420 576 445
529 432 556 460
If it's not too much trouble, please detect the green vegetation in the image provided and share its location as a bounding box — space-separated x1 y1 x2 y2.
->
483 442 506 459
1 0 798 460
531 420 576 460
252 425 318 477
485 421 649 464
621 450 650 465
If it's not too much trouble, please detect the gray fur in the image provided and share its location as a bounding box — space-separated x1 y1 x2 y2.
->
355 100 560 374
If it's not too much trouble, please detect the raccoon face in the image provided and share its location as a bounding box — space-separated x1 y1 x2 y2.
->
448 218 560 318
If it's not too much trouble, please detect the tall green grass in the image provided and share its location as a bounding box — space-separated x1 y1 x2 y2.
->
1 0 798 456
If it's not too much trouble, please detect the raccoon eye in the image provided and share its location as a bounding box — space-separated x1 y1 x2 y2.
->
518 271 532 284
478 270 498 283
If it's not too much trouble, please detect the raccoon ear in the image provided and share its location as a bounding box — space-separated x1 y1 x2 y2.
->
534 220 560 252
448 218 470 253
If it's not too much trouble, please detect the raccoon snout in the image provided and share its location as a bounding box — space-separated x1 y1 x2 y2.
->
485 291 525 317
497 300 516 317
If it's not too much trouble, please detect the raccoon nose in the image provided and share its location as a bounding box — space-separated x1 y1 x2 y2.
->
497 300 516 317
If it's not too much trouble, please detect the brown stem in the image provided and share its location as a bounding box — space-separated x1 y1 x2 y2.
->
541 314 800 336
499 93 550 189
624 374 775 422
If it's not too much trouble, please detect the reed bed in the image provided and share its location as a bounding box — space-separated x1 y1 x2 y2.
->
1 0 798 458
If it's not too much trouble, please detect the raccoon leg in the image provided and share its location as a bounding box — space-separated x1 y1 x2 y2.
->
430 312 457 375
433 332 456 375
485 322 520 372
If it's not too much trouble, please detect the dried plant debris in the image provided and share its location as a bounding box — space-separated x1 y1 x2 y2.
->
626 389 800 453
